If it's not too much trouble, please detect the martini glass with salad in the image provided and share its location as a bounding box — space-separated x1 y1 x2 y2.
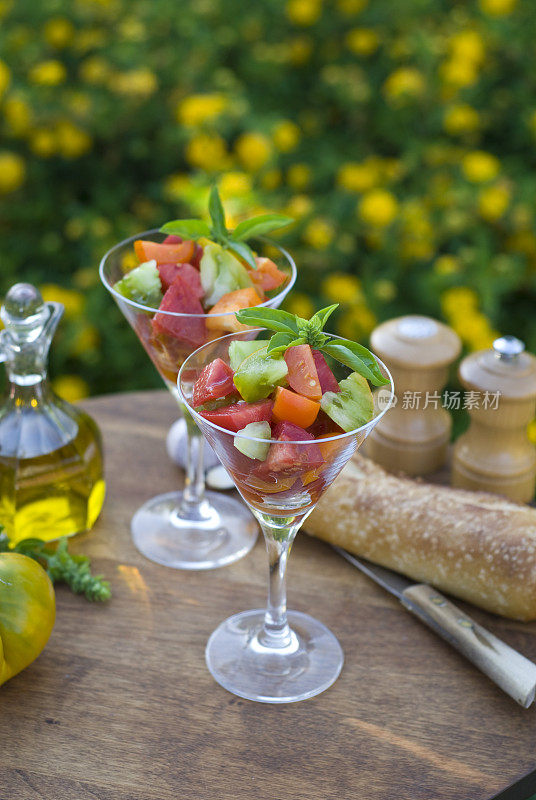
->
100 188 296 569
178 305 394 702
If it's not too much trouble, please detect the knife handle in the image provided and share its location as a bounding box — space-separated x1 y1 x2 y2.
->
400 584 536 708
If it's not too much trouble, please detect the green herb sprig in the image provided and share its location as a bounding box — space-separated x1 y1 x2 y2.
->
160 185 293 270
0 531 111 602
235 304 389 387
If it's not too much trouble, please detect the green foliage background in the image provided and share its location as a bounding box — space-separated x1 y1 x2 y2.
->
1 0 536 402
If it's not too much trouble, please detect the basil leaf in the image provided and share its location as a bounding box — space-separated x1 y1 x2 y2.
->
235 307 300 335
208 185 227 239
266 332 297 354
232 214 294 242
225 239 258 270
321 342 389 386
310 304 338 331
160 219 211 239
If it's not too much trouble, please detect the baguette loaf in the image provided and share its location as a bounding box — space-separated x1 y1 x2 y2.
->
304 454 536 621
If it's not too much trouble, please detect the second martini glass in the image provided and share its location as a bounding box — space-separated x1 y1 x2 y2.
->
178 330 394 702
100 231 296 569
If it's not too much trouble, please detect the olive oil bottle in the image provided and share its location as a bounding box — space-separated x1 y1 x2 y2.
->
0 283 105 544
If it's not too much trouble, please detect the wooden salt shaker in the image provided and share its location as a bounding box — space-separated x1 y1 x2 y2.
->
367 315 461 476
452 336 536 503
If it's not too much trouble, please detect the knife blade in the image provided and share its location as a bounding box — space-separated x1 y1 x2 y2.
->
333 546 536 708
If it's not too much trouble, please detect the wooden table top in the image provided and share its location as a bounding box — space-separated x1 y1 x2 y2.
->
1 390 535 800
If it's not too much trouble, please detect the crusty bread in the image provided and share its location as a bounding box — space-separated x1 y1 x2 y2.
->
304 454 536 621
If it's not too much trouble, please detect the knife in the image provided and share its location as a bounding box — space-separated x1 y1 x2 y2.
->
333 546 536 708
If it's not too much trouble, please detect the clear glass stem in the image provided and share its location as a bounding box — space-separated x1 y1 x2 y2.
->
257 515 301 649
177 404 210 521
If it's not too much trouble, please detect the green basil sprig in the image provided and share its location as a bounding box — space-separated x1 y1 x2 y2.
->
160 186 293 270
235 304 389 387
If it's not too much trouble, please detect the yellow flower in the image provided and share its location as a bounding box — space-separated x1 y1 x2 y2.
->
29 129 56 158
322 272 363 303
73 266 96 287
337 159 380 192
346 28 379 57
373 279 396 301
79 56 110 84
285 194 313 218
303 218 335 249
163 173 191 201
65 218 86 240
285 292 315 319
109 68 157 97
440 286 479 319
338 305 377 339
434 255 462 275
358 189 398 227
286 0 322 26
528 419 536 446
337 0 367 14
70 324 100 356
449 31 485 66
443 104 480 135
185 133 229 171
383 67 425 103
0 152 25 194
118 18 145 41
72 28 107 53
288 36 313 65
29 60 66 86
52 375 89 402
56 121 92 158
235 132 272 171
0 59 10 98
43 17 74 49
462 150 500 183
287 163 311 189
272 120 300 152
478 183 510 221
439 59 478 89
261 169 282 190
2 95 32 136
65 90 92 117
479 0 517 15
177 93 227 127
219 172 252 198
451 311 498 351
40 285 84 317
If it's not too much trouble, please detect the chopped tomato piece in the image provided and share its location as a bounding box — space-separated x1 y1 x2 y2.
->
284 344 322 400
206 287 263 332
152 273 206 348
272 386 320 428
163 235 182 244
307 409 344 438
249 257 288 293
157 263 203 297
134 239 195 266
200 399 273 432
254 421 324 477
312 349 340 393
192 358 235 407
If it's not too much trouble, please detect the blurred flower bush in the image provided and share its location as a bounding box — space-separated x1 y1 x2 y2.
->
1 0 536 399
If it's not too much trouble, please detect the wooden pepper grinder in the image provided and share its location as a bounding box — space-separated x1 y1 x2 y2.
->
452 336 536 503
367 315 461 476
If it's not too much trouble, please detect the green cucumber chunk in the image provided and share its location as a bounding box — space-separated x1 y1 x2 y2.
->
228 339 266 371
234 421 272 461
320 372 374 432
200 241 254 307
114 259 163 309
233 345 288 402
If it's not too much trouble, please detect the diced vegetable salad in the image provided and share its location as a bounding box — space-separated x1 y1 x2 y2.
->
114 234 288 350
191 340 376 471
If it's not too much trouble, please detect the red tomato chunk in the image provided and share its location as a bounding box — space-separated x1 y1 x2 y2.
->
193 359 235 407
200 400 274 432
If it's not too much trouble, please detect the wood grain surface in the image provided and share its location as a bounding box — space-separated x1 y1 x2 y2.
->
0 390 535 800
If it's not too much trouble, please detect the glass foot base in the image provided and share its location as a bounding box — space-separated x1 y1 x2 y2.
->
205 609 343 703
131 490 258 570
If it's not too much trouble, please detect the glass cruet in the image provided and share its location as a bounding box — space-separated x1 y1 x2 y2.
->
0 283 105 544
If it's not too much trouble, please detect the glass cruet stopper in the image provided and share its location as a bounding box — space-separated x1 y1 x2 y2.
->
0 283 63 387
